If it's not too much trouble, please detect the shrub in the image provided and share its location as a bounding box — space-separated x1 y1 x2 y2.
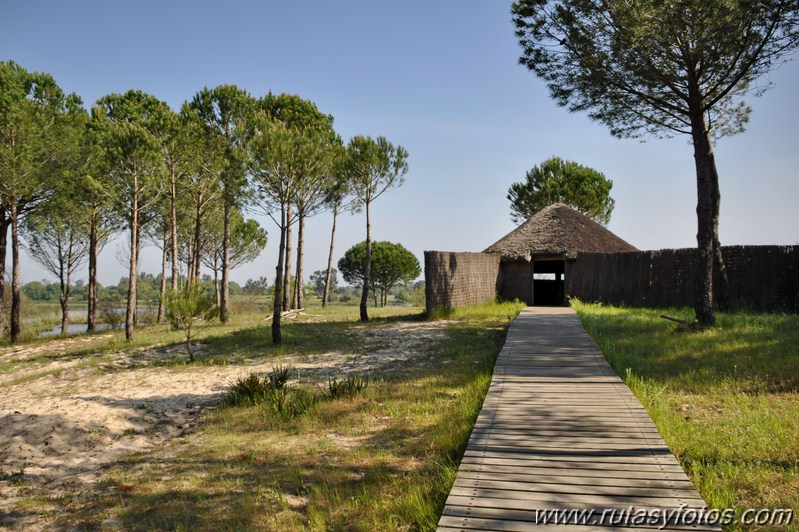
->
165 284 219 362
224 368 319 419
262 386 320 419
223 373 273 406
328 373 369 399
267 364 294 389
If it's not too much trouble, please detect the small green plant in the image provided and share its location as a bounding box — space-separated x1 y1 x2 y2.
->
2 467 26 486
165 284 219 363
224 368 317 418
328 373 369 399
261 386 320 419
267 364 294 389
98 298 124 329
223 373 273 406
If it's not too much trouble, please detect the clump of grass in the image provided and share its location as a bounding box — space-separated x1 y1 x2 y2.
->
223 365 296 407
2 468 26 486
223 373 273 406
223 366 319 419
267 364 294 389
327 373 369 399
261 385 320 419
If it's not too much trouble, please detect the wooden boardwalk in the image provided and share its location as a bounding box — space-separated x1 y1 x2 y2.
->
438 307 720 531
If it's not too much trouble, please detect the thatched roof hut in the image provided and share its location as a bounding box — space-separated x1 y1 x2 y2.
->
485 203 637 261
484 204 637 306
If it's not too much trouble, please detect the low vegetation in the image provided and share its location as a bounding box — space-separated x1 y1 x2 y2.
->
6 300 524 530
573 301 799 531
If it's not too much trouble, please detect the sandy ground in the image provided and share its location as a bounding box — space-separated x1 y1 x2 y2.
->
0 320 450 526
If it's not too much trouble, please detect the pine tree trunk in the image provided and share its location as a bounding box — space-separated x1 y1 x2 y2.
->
126 193 139 341
185 238 194 285
322 207 338 308
0 211 8 338
186 325 194 363
157 226 168 324
192 200 203 284
359 201 371 322
60 255 68 335
272 203 287 345
295 208 305 310
86 204 98 332
690 107 716 327
283 209 293 311
213 257 221 307
220 200 231 323
171 166 179 292
10 201 22 343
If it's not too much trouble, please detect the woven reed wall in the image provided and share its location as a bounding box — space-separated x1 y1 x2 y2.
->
424 251 500 317
567 245 799 312
498 261 533 304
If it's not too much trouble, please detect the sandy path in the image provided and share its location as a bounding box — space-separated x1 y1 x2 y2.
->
0 319 450 523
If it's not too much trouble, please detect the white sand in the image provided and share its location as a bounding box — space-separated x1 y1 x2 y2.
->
0 319 450 523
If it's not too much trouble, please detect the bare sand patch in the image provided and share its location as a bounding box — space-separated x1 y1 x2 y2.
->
0 318 451 526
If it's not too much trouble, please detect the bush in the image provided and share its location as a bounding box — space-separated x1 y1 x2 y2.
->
328 373 369 399
165 284 218 362
224 367 319 419
223 373 273 406
267 364 294 389
262 386 320 419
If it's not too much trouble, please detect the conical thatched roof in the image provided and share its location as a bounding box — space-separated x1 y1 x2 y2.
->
485 203 638 261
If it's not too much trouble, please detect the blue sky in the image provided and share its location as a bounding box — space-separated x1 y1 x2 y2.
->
2 1 798 287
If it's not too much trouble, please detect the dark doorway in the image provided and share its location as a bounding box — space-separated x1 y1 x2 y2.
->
533 260 565 306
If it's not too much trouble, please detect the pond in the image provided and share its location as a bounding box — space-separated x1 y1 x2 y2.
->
38 308 159 337
40 323 119 337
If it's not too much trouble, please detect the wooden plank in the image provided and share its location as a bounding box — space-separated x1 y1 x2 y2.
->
464 447 680 467
465 443 677 458
455 468 696 488
471 423 659 432
458 455 687 473
444 491 707 511
452 477 700 499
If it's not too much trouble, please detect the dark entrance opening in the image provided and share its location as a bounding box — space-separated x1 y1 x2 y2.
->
533 260 565 306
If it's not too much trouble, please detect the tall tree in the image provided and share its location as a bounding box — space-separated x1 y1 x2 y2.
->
92 90 168 340
200 211 267 305
247 114 320 344
180 102 224 287
147 105 200 321
321 168 357 308
259 93 340 310
511 0 799 325
508 156 615 225
0 207 8 336
0 61 77 341
22 196 89 335
79 108 118 332
321 172 356 307
186 85 254 323
344 135 408 322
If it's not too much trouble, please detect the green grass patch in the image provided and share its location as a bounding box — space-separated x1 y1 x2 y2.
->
35 299 523 530
573 301 799 531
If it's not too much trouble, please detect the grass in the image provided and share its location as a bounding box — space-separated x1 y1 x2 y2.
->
573 301 799 531
9 299 524 530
